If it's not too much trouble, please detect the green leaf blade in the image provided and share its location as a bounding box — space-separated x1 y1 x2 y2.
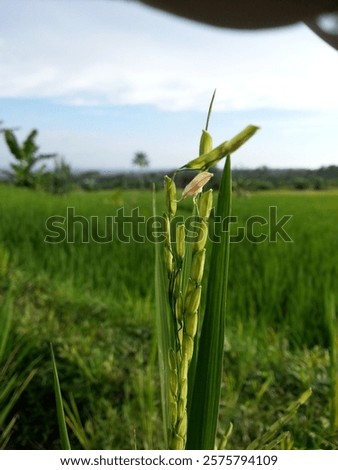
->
3 130 24 161
187 155 232 450
50 344 71 450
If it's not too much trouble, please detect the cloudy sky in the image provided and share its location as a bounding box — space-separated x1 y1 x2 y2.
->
0 0 337 171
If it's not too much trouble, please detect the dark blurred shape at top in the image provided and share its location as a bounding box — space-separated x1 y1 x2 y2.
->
138 0 336 29
138 0 338 49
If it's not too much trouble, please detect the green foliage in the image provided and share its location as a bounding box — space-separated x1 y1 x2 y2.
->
42 158 74 195
220 333 336 449
50 344 71 450
292 177 311 190
325 295 338 431
247 388 312 450
0 252 38 448
0 186 337 448
3 128 56 189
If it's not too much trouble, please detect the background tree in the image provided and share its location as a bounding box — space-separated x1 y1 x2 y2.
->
132 151 149 169
132 151 150 189
3 128 57 188
41 157 74 195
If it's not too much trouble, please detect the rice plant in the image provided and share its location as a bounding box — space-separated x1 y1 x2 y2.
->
154 93 260 449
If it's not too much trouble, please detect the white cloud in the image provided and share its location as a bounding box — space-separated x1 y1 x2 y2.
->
0 0 338 112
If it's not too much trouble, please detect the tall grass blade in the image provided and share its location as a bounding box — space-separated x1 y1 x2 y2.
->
50 343 71 450
0 291 14 362
64 394 91 449
153 188 176 448
0 366 36 426
0 416 16 450
247 388 312 450
0 292 38 448
218 422 233 450
325 294 338 431
187 155 232 449
262 431 293 450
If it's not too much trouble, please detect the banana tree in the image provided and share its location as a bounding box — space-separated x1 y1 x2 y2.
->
3 128 57 188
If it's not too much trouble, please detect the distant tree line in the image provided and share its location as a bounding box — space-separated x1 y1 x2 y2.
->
71 166 338 192
231 166 338 191
2 121 338 193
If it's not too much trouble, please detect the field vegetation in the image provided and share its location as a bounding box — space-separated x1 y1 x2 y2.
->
0 184 337 449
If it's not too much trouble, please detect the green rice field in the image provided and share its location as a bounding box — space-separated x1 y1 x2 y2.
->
0 184 337 449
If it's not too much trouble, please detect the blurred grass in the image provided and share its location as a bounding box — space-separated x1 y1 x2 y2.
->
0 184 337 448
